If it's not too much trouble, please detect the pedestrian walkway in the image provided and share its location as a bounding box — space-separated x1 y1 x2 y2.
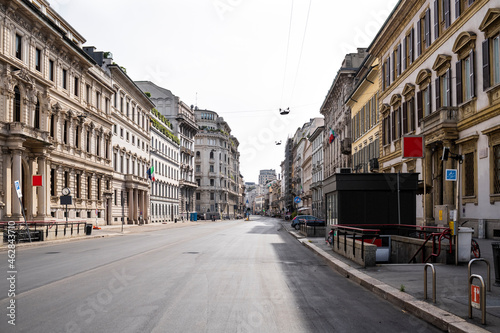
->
280 220 499 333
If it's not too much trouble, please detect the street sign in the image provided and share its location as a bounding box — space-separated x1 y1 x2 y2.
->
445 169 457 181
402 135 424 158
14 180 22 198
471 285 480 309
32 175 42 186
294 196 301 204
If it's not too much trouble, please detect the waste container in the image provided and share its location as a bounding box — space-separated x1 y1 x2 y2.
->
493 242 500 286
85 224 92 236
457 227 473 262
190 212 198 221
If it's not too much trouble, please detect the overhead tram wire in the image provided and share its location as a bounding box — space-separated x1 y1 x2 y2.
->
289 0 312 105
279 0 295 109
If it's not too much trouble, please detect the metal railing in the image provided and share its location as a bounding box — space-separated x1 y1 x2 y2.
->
468 274 486 325
1 221 89 243
330 225 381 260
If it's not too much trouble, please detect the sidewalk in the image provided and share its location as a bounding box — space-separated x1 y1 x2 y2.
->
280 221 499 333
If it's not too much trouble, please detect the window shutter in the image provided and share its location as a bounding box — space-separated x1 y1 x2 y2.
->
427 81 432 114
417 20 422 57
455 0 460 19
482 39 490 91
410 98 416 131
444 0 451 28
382 117 386 145
391 51 395 81
402 102 408 134
447 68 452 106
391 111 396 141
456 60 463 104
470 50 475 98
417 90 423 122
435 77 441 109
403 37 407 71
387 57 391 86
410 28 415 63
397 44 402 76
425 9 431 48
434 0 439 40
382 61 386 90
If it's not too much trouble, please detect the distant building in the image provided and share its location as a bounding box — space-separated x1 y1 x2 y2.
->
258 169 277 185
135 81 198 220
194 109 243 218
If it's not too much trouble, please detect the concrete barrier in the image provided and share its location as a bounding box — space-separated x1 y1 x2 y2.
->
300 225 326 237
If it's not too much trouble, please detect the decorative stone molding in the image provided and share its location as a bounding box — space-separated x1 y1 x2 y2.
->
479 8 500 38
432 54 452 76
452 31 477 59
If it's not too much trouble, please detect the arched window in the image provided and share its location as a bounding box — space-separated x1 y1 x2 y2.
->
14 86 21 122
209 151 214 159
34 99 40 129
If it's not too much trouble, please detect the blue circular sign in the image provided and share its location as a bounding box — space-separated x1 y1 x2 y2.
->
294 196 301 204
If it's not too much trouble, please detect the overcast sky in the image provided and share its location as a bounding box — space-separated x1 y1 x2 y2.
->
54 0 398 183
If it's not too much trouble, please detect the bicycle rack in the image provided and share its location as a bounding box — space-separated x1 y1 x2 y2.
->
468 274 486 325
424 263 436 303
468 258 491 292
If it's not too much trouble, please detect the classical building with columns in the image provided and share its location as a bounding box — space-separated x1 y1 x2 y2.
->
0 0 115 223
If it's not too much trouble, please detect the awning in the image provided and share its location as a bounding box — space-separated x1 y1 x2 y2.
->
297 207 311 212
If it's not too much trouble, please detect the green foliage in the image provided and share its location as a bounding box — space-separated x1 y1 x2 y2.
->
144 92 151 98
151 108 173 129
291 211 297 219
400 284 406 292
150 112 179 144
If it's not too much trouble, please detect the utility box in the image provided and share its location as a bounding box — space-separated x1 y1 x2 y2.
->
458 227 473 262
434 205 452 227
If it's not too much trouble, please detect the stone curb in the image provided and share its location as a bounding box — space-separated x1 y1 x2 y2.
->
290 231 490 333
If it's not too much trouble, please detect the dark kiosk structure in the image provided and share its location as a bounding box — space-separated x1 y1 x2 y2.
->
324 173 419 226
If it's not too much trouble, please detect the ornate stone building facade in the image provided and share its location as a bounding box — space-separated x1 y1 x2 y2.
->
0 0 115 223
194 109 242 219
370 0 500 232
135 81 197 220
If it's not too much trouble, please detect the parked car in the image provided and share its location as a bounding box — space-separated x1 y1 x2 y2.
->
290 215 325 230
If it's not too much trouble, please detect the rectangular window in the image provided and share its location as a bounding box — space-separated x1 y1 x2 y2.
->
76 174 81 198
86 130 90 153
494 36 500 85
196 192 201 200
96 135 101 156
50 168 56 196
49 60 54 81
87 176 92 200
86 85 91 103
464 152 475 196
75 126 79 148
97 179 101 200
64 171 69 188
494 144 500 194
62 69 67 89
74 77 79 96
35 48 41 71
63 120 68 144
210 192 215 200
15 34 22 59
210 165 214 172
96 91 101 110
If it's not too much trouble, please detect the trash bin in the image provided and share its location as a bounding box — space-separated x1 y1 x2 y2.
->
85 224 92 236
457 227 473 262
493 242 500 286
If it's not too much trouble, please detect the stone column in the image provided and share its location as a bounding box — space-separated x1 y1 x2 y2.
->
37 155 47 218
144 191 149 223
11 149 23 218
128 188 134 224
133 189 138 222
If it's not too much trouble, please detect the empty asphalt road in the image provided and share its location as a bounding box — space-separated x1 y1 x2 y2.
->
0 216 441 332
